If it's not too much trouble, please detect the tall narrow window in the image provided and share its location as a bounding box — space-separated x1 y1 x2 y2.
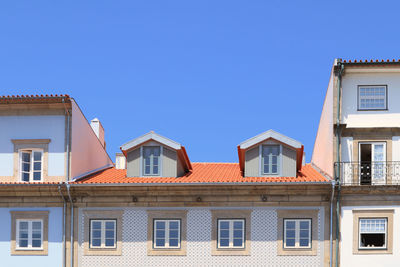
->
20 150 43 182
153 219 181 248
16 219 43 249
262 145 280 174
284 219 311 248
143 146 161 176
217 219 245 248
90 220 116 248
359 218 387 249
358 86 387 110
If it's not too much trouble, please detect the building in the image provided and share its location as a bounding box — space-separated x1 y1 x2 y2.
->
312 59 400 266
0 95 112 267
70 130 331 267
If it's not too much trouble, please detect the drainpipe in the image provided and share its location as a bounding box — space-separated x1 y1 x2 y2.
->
58 185 66 267
335 59 344 267
329 180 335 267
62 98 73 267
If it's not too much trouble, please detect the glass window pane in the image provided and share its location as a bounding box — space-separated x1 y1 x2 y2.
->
153 166 158 175
105 239 115 247
22 172 30 181
220 229 229 238
156 221 165 229
19 221 28 229
169 230 179 239
285 221 295 229
32 232 41 239
169 221 179 229
233 238 243 247
105 230 114 238
32 239 42 248
91 238 101 247
300 229 309 238
286 229 295 238
34 162 41 171
219 221 229 229
156 239 165 247
33 152 42 161
23 163 30 172
300 221 310 229
92 221 101 229
233 221 243 229
19 231 28 239
285 238 295 247
272 165 278 173
233 230 242 238
22 152 30 162
300 238 310 247
145 166 150 174
19 239 28 247
33 172 41 180
169 238 179 247
156 230 165 238
219 239 229 247
92 230 101 238
32 221 41 229
105 221 115 230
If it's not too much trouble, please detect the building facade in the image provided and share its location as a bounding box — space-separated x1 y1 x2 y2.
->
312 59 400 267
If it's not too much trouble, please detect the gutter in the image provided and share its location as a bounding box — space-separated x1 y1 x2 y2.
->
329 180 335 267
335 59 344 267
58 186 67 267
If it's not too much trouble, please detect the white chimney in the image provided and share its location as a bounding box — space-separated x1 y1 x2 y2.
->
90 118 105 148
115 153 126 169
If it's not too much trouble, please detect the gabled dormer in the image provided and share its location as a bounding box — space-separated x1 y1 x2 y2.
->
120 131 192 177
237 130 304 177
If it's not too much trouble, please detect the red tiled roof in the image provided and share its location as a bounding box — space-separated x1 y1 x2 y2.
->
0 94 70 104
342 59 400 64
73 163 329 185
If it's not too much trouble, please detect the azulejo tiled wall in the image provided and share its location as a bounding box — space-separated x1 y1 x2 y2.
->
78 207 323 267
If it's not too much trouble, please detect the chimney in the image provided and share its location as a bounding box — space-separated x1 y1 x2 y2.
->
115 153 126 169
90 118 105 148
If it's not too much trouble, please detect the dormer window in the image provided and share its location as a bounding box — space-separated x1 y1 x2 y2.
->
142 146 161 176
19 149 43 182
261 145 280 175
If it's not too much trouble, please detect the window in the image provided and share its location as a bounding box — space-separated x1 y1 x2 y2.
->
358 85 387 110
20 149 43 182
16 219 43 249
153 219 180 248
90 220 116 248
262 145 280 174
284 219 311 248
143 146 161 176
359 218 387 249
218 219 245 248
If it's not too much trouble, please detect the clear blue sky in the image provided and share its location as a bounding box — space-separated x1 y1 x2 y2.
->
1 1 399 163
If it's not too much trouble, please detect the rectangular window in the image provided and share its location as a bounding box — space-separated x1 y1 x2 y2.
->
153 219 181 248
16 219 43 249
358 86 387 110
20 150 43 182
359 218 387 249
217 219 245 248
90 220 116 248
284 219 311 248
262 145 280 174
143 146 161 176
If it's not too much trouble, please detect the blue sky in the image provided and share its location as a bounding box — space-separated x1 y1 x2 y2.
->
1 1 399 163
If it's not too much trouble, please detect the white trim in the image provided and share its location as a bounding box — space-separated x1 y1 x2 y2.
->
153 219 181 248
16 219 43 250
90 219 117 249
217 219 245 248
121 132 181 152
283 219 311 249
239 129 302 150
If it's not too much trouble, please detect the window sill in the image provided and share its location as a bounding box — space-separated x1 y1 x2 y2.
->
354 249 391 255
278 248 316 256
212 247 250 256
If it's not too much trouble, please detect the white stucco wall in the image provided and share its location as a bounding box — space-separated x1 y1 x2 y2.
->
341 206 400 267
0 115 65 177
341 72 400 128
392 136 400 162
70 100 113 179
78 206 325 267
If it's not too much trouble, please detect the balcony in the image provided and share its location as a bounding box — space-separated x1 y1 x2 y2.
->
334 162 400 185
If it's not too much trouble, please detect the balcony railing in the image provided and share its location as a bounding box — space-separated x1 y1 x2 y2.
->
334 161 400 185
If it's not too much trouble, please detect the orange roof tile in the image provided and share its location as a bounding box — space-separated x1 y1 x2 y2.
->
73 163 329 185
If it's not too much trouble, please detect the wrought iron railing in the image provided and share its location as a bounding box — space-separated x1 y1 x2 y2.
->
334 161 400 185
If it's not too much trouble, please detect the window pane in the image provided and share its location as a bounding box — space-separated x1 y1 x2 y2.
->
219 238 229 247
299 238 310 247
169 230 179 239
19 221 28 229
92 221 101 229
153 166 158 175
233 221 243 229
219 221 229 229
32 239 42 248
33 172 41 180
145 166 150 174
233 229 242 238
156 230 165 238
33 151 42 161
285 238 295 247
169 221 179 229
19 231 28 239
286 229 295 238
360 233 385 248
23 163 30 172
105 239 115 247
300 229 309 238
272 165 278 173
169 238 179 247
22 152 30 162
153 147 160 156
91 239 101 247
105 230 114 238
233 238 243 247
19 239 28 247
156 221 165 229
156 239 165 247
34 162 41 171
105 221 115 230
220 229 229 238
92 229 101 238
285 221 295 229
22 172 30 182
300 221 310 229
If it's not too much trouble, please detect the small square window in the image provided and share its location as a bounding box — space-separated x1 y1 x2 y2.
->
90 220 117 249
283 219 311 249
153 219 181 249
358 86 387 110
217 219 245 249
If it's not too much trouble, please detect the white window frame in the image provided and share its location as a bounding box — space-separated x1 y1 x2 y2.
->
19 149 43 182
358 218 387 250
217 219 245 249
141 146 163 176
16 219 43 250
153 219 181 249
358 85 387 110
283 219 312 249
89 219 117 249
260 144 282 175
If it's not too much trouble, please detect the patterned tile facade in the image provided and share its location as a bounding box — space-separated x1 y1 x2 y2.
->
78 207 324 267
